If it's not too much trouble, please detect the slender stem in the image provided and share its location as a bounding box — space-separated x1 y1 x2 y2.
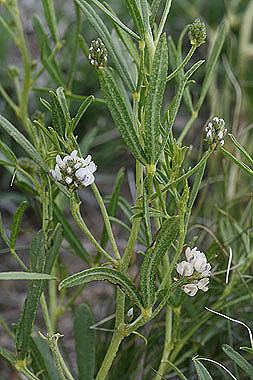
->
167 45 196 82
92 183 121 260
155 0 173 45
178 112 198 144
0 83 19 115
153 307 173 380
70 194 118 266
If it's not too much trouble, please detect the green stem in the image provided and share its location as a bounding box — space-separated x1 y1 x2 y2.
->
92 183 121 260
167 45 197 82
70 194 118 266
153 307 173 380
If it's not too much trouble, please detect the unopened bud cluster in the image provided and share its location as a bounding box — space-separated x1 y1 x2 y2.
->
176 247 211 297
89 38 108 68
50 150 97 189
205 117 227 147
188 18 206 46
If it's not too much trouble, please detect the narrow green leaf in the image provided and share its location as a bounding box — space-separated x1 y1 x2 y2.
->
187 159 207 211
0 139 17 163
72 95 94 132
126 0 145 37
140 0 151 34
44 224 63 274
49 90 65 136
221 147 253 177
53 204 91 264
144 33 168 164
0 212 9 246
42 0 59 43
222 344 253 379
76 0 135 90
100 168 124 248
56 87 70 121
30 333 60 380
78 0 140 40
168 36 193 113
194 360 213 380
140 216 179 307
74 304 96 380
150 0 162 24
16 231 46 359
98 68 146 164
159 60 204 157
0 272 56 280
59 267 144 309
229 133 253 167
9 201 28 250
0 115 47 171
196 20 228 112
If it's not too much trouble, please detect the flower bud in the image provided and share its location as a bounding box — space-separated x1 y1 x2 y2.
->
89 38 108 68
188 18 206 47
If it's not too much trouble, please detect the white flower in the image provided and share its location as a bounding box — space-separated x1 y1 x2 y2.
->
205 117 227 147
197 278 209 292
176 261 194 277
177 246 212 297
50 150 97 189
183 283 198 297
201 263 212 277
193 252 207 273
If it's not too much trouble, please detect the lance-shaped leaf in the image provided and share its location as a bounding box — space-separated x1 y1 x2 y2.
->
71 95 94 132
193 360 213 380
126 0 145 37
81 0 140 40
9 201 28 250
0 272 56 281
16 231 46 359
74 304 96 380
30 333 60 380
76 0 135 91
0 115 47 171
144 33 168 164
98 68 146 164
140 216 179 307
222 344 253 379
49 90 65 136
158 59 204 159
42 0 59 43
59 267 144 309
0 139 17 163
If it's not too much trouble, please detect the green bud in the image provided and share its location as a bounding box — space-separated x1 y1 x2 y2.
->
88 38 108 68
188 18 206 47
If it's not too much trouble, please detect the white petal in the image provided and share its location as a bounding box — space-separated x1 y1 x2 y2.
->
193 252 207 273
201 263 212 277
183 284 198 297
86 162 97 174
81 155 92 166
82 172 95 187
176 261 194 277
56 155 64 168
75 167 88 181
63 155 72 164
197 278 209 292
51 165 62 181
70 150 78 160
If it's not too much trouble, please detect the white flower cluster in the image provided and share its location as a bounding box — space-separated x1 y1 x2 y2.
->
205 117 227 147
89 38 108 68
50 150 97 189
176 247 211 297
